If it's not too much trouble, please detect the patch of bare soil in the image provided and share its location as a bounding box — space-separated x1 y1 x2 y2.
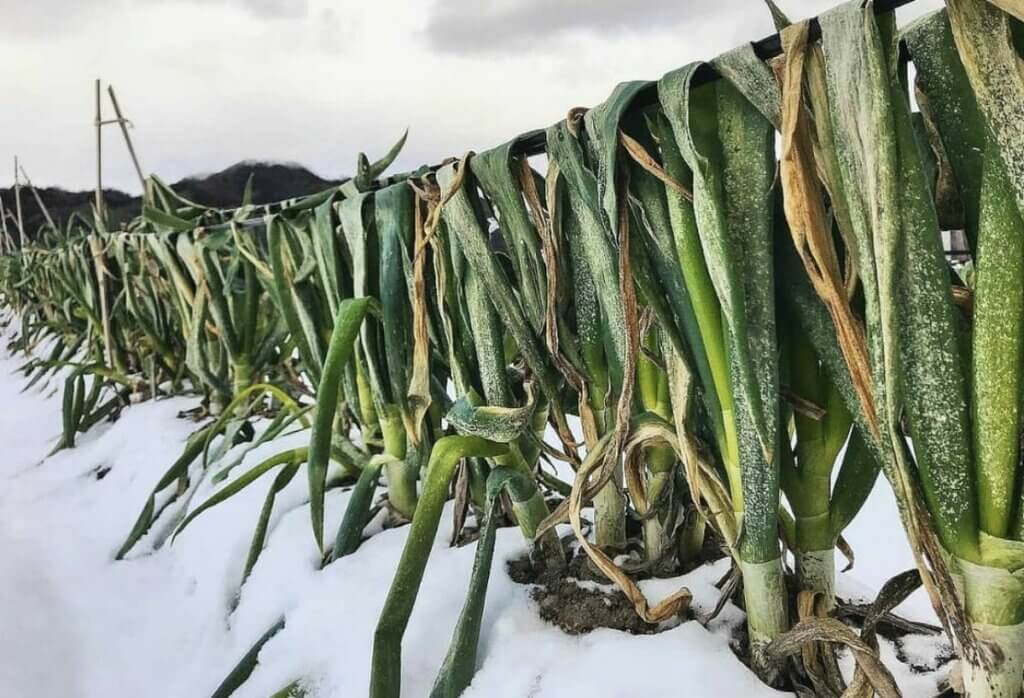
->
507 525 952 693
507 543 672 635
507 526 727 636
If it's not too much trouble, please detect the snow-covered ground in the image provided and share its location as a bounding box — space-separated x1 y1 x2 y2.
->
0 321 948 698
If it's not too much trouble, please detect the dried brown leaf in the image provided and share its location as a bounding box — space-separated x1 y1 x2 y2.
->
777 22 879 440
618 129 693 202
767 617 902 698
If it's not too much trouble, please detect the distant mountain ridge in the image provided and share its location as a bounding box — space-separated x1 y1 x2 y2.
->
0 161 343 241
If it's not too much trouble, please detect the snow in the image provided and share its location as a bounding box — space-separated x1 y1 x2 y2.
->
0 319 948 698
838 479 938 622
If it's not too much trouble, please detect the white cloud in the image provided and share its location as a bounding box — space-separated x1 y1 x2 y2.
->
423 0 747 53
140 0 311 20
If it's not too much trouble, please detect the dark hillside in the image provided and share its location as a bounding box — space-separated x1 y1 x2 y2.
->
173 161 341 209
0 162 342 241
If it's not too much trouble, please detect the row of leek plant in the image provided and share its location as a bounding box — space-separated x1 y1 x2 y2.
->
0 34 903 698
118 142 416 563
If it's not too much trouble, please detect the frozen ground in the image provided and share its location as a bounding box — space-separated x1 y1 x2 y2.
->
0 320 948 698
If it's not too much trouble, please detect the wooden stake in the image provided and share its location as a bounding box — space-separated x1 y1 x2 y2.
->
89 232 115 369
87 82 114 367
95 79 105 222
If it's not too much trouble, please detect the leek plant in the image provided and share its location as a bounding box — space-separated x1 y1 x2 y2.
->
779 316 880 606
636 328 688 568
545 97 633 553
437 155 563 560
369 435 508 698
654 65 788 679
338 184 424 521
904 4 1024 694
367 159 566 698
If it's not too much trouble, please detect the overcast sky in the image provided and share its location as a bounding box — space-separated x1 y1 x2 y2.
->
1 0 942 193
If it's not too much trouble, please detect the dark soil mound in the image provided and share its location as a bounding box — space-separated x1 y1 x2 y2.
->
504 531 725 636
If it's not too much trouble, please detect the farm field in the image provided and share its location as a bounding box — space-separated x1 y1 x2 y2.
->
2 0 1023 696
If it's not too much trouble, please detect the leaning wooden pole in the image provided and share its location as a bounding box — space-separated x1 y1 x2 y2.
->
18 165 57 233
0 196 7 253
0 194 10 254
107 86 146 191
2 207 25 252
13 157 24 247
